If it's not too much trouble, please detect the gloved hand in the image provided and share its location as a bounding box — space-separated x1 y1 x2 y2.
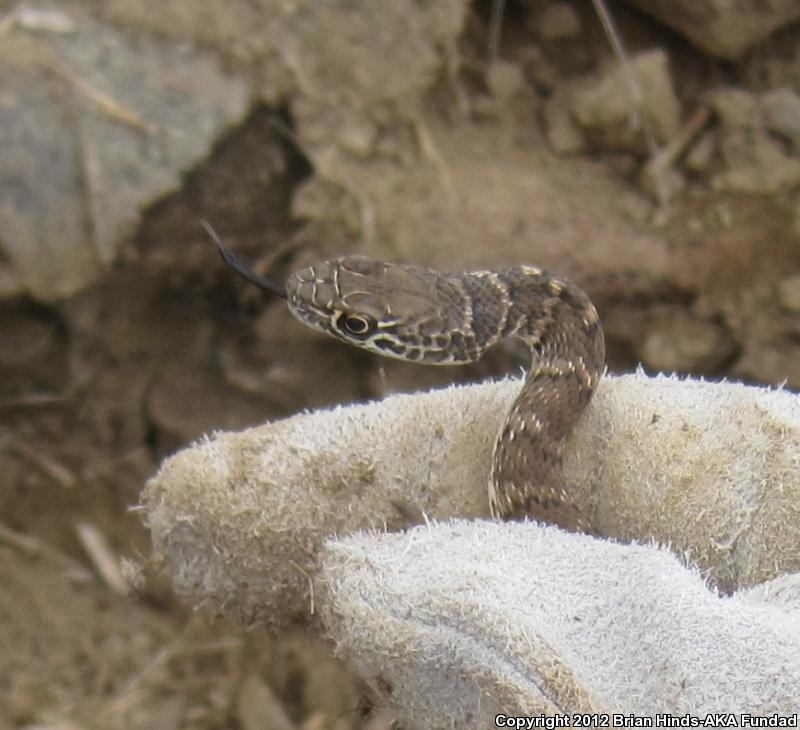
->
318 519 800 723
142 373 800 724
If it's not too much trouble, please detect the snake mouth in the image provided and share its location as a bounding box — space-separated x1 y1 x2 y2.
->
285 297 331 335
285 273 324 321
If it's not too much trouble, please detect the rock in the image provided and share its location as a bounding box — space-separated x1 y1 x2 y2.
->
639 164 685 205
735 345 800 390
536 2 581 41
712 88 761 128
762 88 800 148
146 365 269 445
543 96 585 153
779 276 800 313
639 309 736 373
0 8 249 302
622 0 800 60
712 141 800 193
685 132 716 175
568 49 681 155
338 119 378 158
236 674 294 730
711 88 800 194
518 44 560 92
486 60 526 101
469 94 503 119
0 305 64 388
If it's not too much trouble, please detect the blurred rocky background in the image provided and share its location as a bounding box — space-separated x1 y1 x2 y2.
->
2 0 800 727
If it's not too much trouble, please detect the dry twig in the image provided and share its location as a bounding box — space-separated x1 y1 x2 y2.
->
74 521 129 596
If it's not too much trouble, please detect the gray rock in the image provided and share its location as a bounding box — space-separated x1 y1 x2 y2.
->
779 275 800 313
0 9 249 301
762 88 800 148
623 0 800 60
711 88 800 193
537 2 582 41
486 60 526 101
567 49 681 155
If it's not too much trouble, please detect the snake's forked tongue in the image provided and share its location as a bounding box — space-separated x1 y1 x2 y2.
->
201 219 287 300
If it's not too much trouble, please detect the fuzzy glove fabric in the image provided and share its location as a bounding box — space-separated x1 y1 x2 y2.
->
142 372 800 723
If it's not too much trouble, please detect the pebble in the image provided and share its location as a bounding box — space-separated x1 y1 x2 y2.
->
568 49 681 153
543 97 585 154
486 60 526 101
711 87 800 194
640 312 733 373
779 275 800 313
518 45 559 92
537 2 581 41
622 0 800 60
685 132 716 175
762 88 800 147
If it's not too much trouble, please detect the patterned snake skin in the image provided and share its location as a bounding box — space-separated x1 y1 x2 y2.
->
204 224 605 532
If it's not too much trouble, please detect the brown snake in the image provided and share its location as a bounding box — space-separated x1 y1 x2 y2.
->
203 222 605 532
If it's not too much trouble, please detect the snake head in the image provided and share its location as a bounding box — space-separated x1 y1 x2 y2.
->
285 256 471 364
202 222 477 363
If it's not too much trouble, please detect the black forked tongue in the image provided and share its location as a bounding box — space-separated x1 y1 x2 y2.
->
200 219 287 300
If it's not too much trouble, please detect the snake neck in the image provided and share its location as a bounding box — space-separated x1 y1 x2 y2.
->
462 267 605 532
459 267 603 368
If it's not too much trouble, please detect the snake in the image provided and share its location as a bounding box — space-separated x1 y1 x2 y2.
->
203 221 605 532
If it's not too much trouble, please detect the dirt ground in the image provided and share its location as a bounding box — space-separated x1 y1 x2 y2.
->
2 1 800 728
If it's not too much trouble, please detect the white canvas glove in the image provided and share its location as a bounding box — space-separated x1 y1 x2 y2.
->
143 373 800 723
318 520 800 724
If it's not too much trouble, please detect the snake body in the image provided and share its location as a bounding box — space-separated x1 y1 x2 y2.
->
283 256 605 532
203 224 604 531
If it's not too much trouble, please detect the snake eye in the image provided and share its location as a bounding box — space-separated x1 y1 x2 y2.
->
339 313 374 337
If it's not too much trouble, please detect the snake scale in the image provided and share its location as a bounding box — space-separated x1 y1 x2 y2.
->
204 222 605 533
